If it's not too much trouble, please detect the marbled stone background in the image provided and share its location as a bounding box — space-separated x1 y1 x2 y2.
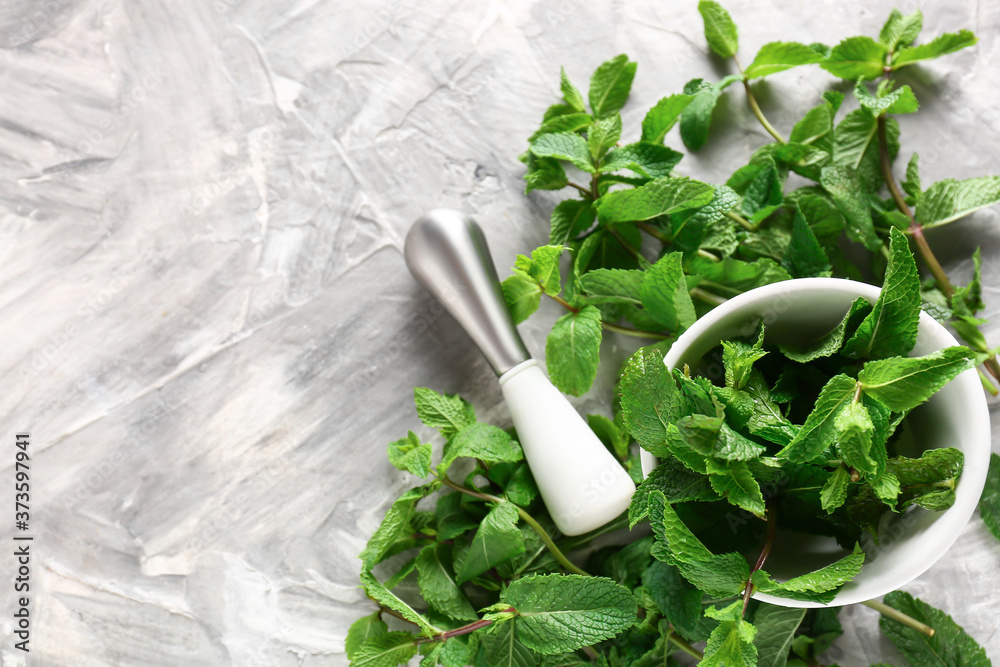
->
1 0 999 664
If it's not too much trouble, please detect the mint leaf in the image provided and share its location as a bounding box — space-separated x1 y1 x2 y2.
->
504 574 637 654
642 94 695 144
702 601 758 667
879 8 923 51
587 413 631 460
587 114 622 160
915 175 1000 229
352 632 418 667
753 605 806 667
854 80 918 116
821 36 888 81
347 612 389 660
777 374 858 463
597 176 715 224
833 402 878 476
530 132 595 173
619 347 684 450
858 347 974 412
820 165 881 251
514 245 565 297
361 485 436 568
744 42 825 78
435 492 481 540
502 270 542 325
416 543 478 621
641 252 697 331
697 1 739 58
893 30 977 69
642 561 715 642
455 501 525 583
361 570 441 635
589 54 637 119
388 431 432 477
560 67 586 112
880 591 991 667
523 154 568 193
680 79 721 151
545 305 603 396
549 199 595 245
821 466 852 513
648 491 750 597
980 453 1000 541
707 459 766 516
414 388 475 437
735 158 784 222
602 142 684 179
578 268 644 306
630 459 719 527
529 113 593 141
751 545 864 604
441 423 523 472
842 227 920 359
722 338 768 390
778 298 863 363
480 621 537 667
790 100 836 145
688 256 791 292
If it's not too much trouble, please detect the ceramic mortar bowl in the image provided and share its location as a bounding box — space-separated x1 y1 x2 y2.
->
638 277 991 607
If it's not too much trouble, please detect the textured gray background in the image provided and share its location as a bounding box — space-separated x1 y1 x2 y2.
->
1 0 999 665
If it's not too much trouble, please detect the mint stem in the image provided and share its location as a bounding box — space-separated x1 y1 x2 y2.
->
432 472 589 576
666 628 705 661
568 182 592 197
862 599 935 637
414 609 514 645
733 56 786 144
547 293 671 340
742 504 777 616
725 209 756 232
691 287 728 307
636 221 670 243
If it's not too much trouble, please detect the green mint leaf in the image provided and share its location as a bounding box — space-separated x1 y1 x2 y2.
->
778 297 864 363
587 413 631 460
549 199 595 246
879 8 923 51
619 347 684 451
722 339 768 390
416 543 478 621
504 574 637 654
751 545 864 604
697 1 739 58
480 621 537 667
490 461 539 507
346 612 389 660
629 458 719 527
833 402 878 476
602 142 684 179
707 459 766 516
597 175 715 224
414 388 475 437
680 79 721 151
502 270 543 325
821 466 852 513
352 632 418 667
543 103 579 121
902 153 922 201
435 492 481 540
669 184 740 252
880 591 991 667
753 605 807 667
648 491 750 597
559 67 586 112
735 158 784 221
820 36 888 81
514 245 566 297
388 431 433 477
892 30 978 69
641 252 697 331
642 94 695 144
842 227 920 359
361 570 441 635
578 268 644 306
777 374 858 463
820 165 880 251
384 555 417 590
980 453 1000 541
854 80 918 116
795 192 846 250
441 423 523 473
523 153 569 193
361 485 436 568
859 347 974 412
642 561 715 642
790 101 835 145
678 414 766 462
914 175 1000 229
952 247 985 317
545 305 603 396
587 114 622 160
688 256 791 292
455 501 525 583
588 54 637 119
529 132 595 173
701 601 758 667
744 41 825 78
528 113 593 141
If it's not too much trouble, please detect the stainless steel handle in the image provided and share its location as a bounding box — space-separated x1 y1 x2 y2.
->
404 209 531 376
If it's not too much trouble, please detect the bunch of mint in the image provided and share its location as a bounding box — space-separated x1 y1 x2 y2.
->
623 225 972 617
348 4 1000 666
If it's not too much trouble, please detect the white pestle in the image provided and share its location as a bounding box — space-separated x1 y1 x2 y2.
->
404 209 635 536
